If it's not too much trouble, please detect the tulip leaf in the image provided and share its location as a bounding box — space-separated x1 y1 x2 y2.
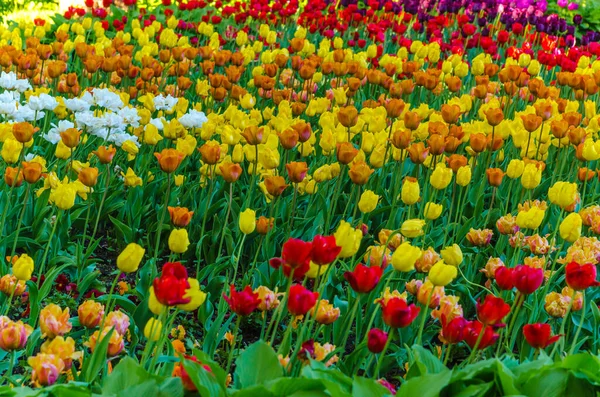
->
183 359 226 397
396 370 452 397
351 376 390 397
80 327 115 384
109 215 134 243
234 341 283 388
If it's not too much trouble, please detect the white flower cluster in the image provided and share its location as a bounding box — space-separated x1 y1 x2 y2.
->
0 77 208 149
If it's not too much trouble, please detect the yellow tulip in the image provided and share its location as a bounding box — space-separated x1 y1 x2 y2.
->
401 219 426 238
334 220 362 258
239 208 256 234
168 229 190 253
358 190 379 213
116 243 145 273
559 213 582 243
391 242 421 272
428 260 457 286
440 244 463 267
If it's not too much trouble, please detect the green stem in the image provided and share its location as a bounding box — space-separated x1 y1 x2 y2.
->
416 287 434 345
90 164 111 243
9 184 29 259
226 316 242 373
37 210 61 288
569 292 586 355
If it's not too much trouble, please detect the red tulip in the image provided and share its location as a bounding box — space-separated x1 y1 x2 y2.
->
513 265 544 294
153 262 191 306
476 295 510 327
269 257 310 280
297 339 315 361
565 262 600 290
282 238 312 269
523 323 561 349
223 285 261 316
464 320 499 349
380 297 420 328
494 266 514 291
367 328 388 353
287 284 318 316
311 235 341 265
440 315 467 344
344 264 383 293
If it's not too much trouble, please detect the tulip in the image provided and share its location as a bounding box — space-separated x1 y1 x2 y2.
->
51 183 76 210
168 228 190 253
337 105 358 128
513 265 544 294
440 316 467 344
565 262 600 290
77 300 105 329
548 182 578 210
358 190 379 213
116 243 145 273
1 139 22 164
424 202 443 220
104 311 130 335
241 126 264 145
239 208 256 234
198 141 221 164
440 244 463 267
334 221 362 258
367 328 388 353
559 213 582 243
93 145 117 164
23 162 43 184
494 266 514 290
521 163 542 190
336 142 359 164
506 159 525 179
220 162 243 183
144 318 163 342
486 168 505 187
516 207 545 230
78 167 98 187
288 284 318 316
0 320 32 351
380 297 420 328
312 300 340 324
256 216 275 235
12 254 34 281
430 164 452 190
428 260 457 286
40 336 76 369
60 128 82 148
464 321 499 350
12 122 35 143
40 304 72 339
264 176 288 197
348 161 374 185
4 167 22 187
284 160 309 184
456 166 471 186
28 354 65 386
154 148 185 173
476 295 510 326
311 235 341 265
401 177 420 205
523 323 561 349
400 219 425 238
153 262 191 306
177 279 207 312
407 142 429 164
168 207 194 228
391 242 421 272
344 264 382 293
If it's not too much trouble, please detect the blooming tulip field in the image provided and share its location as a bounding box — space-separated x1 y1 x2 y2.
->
1 0 600 395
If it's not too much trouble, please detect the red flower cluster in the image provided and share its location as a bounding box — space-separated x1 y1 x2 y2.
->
380 297 420 328
344 264 382 293
477 295 510 327
565 262 600 290
270 236 340 279
495 265 543 294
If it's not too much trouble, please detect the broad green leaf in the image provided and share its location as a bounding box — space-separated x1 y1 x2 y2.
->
234 341 283 388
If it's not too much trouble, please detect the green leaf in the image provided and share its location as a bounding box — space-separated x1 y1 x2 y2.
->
39 263 72 301
405 345 449 379
453 382 494 397
234 341 283 388
80 328 115 383
521 368 569 397
396 371 452 397
351 376 390 397
110 215 134 243
266 377 326 396
183 359 226 397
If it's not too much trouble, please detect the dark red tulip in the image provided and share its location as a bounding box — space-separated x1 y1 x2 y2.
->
494 266 514 291
513 265 544 294
311 235 341 265
476 295 510 327
464 320 499 350
440 315 467 344
523 323 561 349
367 328 388 353
344 264 383 293
152 262 191 306
287 284 318 316
380 297 420 328
223 285 261 316
269 257 310 280
297 339 315 361
565 262 600 290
